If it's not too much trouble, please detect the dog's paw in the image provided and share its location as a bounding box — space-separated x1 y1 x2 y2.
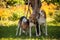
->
39 33 41 36
36 34 40 37
45 33 48 36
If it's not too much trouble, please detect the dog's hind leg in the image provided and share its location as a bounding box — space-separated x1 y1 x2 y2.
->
39 24 41 36
16 24 20 36
29 26 32 37
19 27 22 36
45 21 48 36
36 22 40 36
29 23 32 37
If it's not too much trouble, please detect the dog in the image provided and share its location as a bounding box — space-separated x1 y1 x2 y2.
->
16 16 39 37
29 13 40 37
29 10 48 36
38 10 48 36
16 16 29 36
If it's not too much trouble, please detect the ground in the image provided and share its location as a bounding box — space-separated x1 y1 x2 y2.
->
0 23 60 40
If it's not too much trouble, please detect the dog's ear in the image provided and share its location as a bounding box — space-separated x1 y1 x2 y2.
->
41 10 46 18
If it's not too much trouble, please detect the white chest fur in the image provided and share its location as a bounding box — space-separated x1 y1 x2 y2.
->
38 17 46 25
29 22 36 27
38 10 46 25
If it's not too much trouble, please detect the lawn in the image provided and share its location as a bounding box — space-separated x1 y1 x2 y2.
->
0 23 60 40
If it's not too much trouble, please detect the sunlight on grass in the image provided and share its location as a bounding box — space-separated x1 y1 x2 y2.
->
0 38 58 40
0 20 18 26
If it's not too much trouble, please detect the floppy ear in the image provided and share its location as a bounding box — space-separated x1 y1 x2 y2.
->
42 10 46 18
40 10 46 18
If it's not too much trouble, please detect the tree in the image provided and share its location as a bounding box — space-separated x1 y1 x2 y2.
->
0 0 25 8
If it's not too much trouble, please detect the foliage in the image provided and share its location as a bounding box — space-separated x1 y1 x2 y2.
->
49 12 53 16
10 12 18 21
9 10 25 21
41 1 57 16
45 0 60 5
0 1 57 21
0 0 25 8
0 8 12 20
13 0 25 5
6 0 17 6
53 10 60 23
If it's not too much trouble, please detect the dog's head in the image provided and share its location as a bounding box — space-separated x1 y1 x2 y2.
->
39 10 46 18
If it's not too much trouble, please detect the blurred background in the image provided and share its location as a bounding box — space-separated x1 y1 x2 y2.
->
0 0 60 40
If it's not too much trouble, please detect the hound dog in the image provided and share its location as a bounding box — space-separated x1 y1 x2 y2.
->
37 10 48 36
16 16 29 36
29 10 48 37
16 16 39 37
29 13 40 37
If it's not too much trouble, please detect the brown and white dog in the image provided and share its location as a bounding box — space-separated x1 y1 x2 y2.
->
16 16 29 36
29 10 48 36
16 10 48 37
38 10 48 36
29 12 40 37
16 16 39 37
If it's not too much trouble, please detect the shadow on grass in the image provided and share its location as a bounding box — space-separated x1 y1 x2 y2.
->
0 25 60 39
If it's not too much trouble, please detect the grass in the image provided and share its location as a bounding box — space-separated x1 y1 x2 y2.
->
0 23 60 40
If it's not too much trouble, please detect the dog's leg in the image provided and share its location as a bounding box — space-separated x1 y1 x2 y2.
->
19 27 22 36
45 21 48 36
29 23 32 37
36 22 40 36
42 24 45 34
35 26 39 36
37 21 41 36
16 24 19 36
39 24 41 36
35 25 37 36
26 32 27 35
29 26 31 37
26 30 28 35
26 28 29 35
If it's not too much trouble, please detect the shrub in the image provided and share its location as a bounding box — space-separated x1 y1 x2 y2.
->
49 12 53 17
9 10 25 21
53 10 60 23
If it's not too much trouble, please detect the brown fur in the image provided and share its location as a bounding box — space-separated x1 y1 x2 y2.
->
19 19 29 31
29 13 37 24
40 10 46 18
29 10 46 24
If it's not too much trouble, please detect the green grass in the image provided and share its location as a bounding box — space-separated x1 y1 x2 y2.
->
0 24 60 40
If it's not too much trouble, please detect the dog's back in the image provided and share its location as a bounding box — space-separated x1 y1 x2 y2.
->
18 16 29 31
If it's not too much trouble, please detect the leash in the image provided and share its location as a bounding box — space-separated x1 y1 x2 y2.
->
26 0 31 19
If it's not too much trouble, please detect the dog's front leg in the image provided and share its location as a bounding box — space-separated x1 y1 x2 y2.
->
35 26 38 36
45 21 48 36
19 27 22 36
29 23 32 37
39 24 41 36
35 24 41 36
16 24 20 36
29 26 31 37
